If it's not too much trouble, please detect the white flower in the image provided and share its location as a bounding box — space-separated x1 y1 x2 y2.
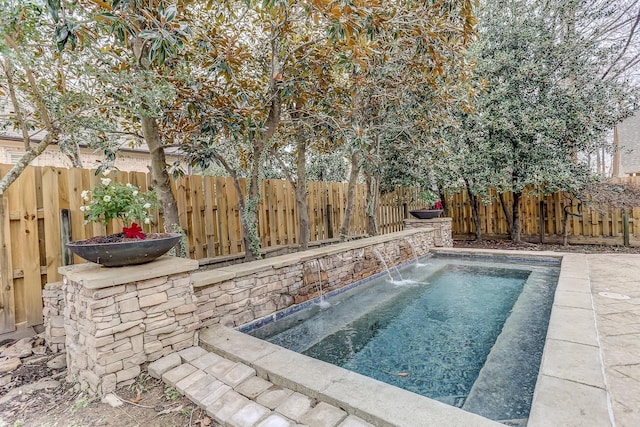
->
79 206 87 212
144 218 151 224
101 178 112 186
80 190 90 201
103 195 111 202
143 203 151 209
126 183 133 188
132 191 138 196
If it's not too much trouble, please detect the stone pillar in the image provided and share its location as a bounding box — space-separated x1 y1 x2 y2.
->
58 256 200 394
403 217 453 247
42 281 65 353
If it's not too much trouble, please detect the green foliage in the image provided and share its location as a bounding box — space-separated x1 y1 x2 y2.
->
418 190 439 207
163 386 181 401
439 0 640 240
306 152 348 182
80 173 157 227
70 394 91 414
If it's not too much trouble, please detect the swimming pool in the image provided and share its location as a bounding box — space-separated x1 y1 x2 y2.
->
243 254 560 423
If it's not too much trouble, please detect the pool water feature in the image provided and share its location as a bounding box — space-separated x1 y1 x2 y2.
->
244 255 560 423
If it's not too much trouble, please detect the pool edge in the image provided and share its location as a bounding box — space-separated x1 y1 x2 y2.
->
435 248 611 426
200 249 612 427
200 324 503 427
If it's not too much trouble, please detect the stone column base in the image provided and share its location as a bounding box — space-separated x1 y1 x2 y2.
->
403 217 453 247
58 256 200 394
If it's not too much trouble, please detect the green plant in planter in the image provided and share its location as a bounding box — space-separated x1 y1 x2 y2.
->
80 174 157 238
419 190 439 209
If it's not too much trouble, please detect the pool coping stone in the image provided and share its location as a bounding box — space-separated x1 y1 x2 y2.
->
200 324 502 427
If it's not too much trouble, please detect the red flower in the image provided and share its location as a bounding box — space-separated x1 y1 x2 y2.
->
434 201 442 210
123 222 145 239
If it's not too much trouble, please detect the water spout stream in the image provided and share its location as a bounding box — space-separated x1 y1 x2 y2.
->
373 248 403 282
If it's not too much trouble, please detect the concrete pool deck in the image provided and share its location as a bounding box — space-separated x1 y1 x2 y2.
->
150 249 639 426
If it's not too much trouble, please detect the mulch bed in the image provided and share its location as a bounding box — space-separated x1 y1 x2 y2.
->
454 239 640 254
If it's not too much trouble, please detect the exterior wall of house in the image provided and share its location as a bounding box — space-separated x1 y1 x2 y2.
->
617 113 640 176
0 137 183 172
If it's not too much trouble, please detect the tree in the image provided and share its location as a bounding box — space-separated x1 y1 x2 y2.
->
463 0 638 242
175 1 320 259
329 0 478 236
0 0 102 194
37 0 199 256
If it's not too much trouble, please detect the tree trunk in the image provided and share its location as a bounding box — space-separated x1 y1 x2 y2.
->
238 32 283 260
339 150 360 240
498 192 514 237
510 191 522 242
241 146 266 261
438 187 449 217
0 135 54 195
140 116 184 256
364 169 379 236
465 179 482 240
294 135 310 250
0 37 56 194
562 205 570 246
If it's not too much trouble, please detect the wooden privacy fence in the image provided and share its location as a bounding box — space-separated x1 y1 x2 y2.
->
446 176 640 246
0 164 421 331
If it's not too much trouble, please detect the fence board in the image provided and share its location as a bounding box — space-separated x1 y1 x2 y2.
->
203 176 218 257
190 175 205 259
176 176 190 238
449 181 640 243
215 176 231 255
18 167 43 326
227 177 243 254
264 180 275 246
0 195 15 333
42 167 62 283
284 181 295 245
276 181 287 245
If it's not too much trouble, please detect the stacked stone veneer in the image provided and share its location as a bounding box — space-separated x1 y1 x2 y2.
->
192 228 437 329
42 281 65 352
57 258 200 394
45 227 450 394
404 217 453 247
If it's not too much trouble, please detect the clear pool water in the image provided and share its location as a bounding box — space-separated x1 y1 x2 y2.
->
245 255 559 423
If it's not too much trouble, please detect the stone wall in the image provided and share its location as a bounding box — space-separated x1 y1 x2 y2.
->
58 258 200 394
403 217 453 247
42 281 65 353
192 228 436 330
46 227 449 395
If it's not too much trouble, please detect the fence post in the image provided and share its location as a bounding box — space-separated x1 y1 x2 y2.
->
539 201 545 243
326 204 333 239
623 208 630 247
60 209 73 266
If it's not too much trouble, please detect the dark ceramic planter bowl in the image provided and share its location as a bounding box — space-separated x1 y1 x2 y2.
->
409 209 443 220
67 233 181 267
